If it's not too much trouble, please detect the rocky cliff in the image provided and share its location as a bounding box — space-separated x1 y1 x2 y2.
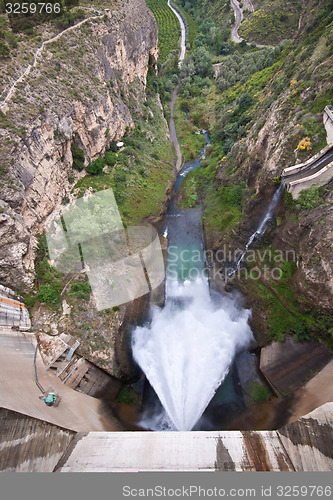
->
0 0 158 292
212 0 333 345
177 0 333 346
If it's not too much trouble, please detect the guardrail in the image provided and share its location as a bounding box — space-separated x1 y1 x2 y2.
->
324 105 333 122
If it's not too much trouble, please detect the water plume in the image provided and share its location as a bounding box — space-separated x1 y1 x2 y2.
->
132 277 253 431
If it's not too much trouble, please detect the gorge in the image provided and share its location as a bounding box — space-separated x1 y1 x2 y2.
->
0 0 333 472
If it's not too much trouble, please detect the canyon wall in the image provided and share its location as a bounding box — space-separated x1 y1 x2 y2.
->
0 0 158 292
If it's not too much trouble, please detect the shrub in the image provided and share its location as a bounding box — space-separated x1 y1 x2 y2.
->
294 319 311 342
70 281 91 300
122 146 135 156
220 185 242 208
108 143 118 152
71 142 85 171
38 283 62 305
284 191 295 209
249 381 271 402
238 93 253 112
117 387 134 404
86 157 105 175
0 41 9 57
105 151 117 166
4 31 17 48
298 185 322 209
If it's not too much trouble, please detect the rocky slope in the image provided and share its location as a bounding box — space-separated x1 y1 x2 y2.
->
0 0 158 292
177 0 333 346
215 0 333 344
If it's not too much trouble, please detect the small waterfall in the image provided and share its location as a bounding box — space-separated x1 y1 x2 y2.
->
229 181 285 276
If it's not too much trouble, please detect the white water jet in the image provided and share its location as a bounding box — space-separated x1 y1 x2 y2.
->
132 277 253 431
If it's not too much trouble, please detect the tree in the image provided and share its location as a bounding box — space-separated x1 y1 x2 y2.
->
238 93 253 112
86 157 105 175
105 151 117 167
71 142 85 171
192 46 214 78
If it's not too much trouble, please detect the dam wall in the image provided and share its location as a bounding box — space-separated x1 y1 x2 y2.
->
0 407 75 472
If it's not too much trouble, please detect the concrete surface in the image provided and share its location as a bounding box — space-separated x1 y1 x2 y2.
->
324 105 333 144
0 285 30 329
0 407 75 472
0 328 123 432
278 404 333 471
260 336 332 396
283 144 333 199
57 404 333 472
287 358 333 425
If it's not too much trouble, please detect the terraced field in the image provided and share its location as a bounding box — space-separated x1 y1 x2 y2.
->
146 0 181 63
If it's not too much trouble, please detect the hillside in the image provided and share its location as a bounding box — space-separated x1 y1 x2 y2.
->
176 0 333 347
0 0 176 378
239 0 303 45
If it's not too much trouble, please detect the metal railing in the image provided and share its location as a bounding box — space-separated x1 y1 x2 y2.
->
324 105 333 122
34 344 45 394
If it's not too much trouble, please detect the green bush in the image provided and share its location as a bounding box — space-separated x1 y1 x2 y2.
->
298 185 322 209
105 151 117 166
219 185 242 208
71 142 85 171
70 281 91 300
294 319 311 342
117 387 135 404
248 381 271 402
113 168 126 183
38 283 62 305
284 190 295 209
108 143 118 153
238 93 253 112
4 31 17 48
0 41 9 57
86 157 105 175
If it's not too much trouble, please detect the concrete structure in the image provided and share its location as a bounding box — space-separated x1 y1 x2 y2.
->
56 404 333 472
0 285 30 330
260 336 332 396
1 401 333 471
283 143 333 198
0 407 75 472
0 328 123 432
1 326 333 471
324 105 333 144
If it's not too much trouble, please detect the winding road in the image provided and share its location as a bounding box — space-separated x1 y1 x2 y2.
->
230 0 268 49
167 0 186 66
167 0 187 172
231 0 244 43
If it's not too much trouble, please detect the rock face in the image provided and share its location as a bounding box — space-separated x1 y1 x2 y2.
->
0 0 158 291
207 9 333 341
